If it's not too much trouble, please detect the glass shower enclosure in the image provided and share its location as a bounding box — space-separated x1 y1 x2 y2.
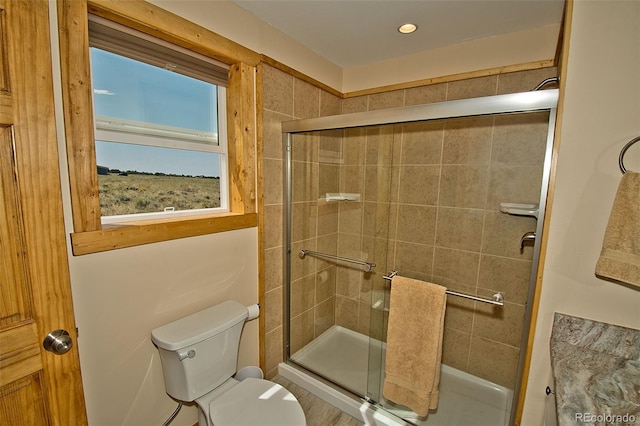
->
282 89 558 425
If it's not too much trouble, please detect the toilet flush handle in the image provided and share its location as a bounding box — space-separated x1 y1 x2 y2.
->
178 349 196 361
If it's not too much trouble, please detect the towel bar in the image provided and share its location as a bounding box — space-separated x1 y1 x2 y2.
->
299 249 375 272
383 271 504 306
618 135 640 174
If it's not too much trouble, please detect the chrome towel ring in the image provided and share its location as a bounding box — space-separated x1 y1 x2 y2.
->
618 135 640 174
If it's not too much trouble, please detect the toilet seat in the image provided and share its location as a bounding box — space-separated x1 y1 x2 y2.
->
208 378 306 426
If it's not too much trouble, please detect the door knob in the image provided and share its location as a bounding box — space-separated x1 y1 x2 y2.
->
43 329 73 355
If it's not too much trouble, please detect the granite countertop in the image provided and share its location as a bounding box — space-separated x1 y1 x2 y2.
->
550 313 640 425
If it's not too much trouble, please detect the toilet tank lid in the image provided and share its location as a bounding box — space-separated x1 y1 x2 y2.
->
151 301 247 351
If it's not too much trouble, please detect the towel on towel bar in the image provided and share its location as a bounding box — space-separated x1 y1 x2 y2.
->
383 275 447 417
595 171 640 288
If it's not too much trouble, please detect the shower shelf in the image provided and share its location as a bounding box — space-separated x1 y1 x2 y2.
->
299 249 375 272
499 202 539 219
324 193 361 202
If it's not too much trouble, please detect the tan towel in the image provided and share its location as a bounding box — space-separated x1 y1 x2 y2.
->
595 171 640 288
383 275 447 417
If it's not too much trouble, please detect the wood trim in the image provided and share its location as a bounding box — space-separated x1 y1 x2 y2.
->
58 0 258 254
87 0 260 67
71 213 257 255
255 62 266 373
227 62 257 214
553 1 569 70
343 59 556 98
10 1 88 423
513 2 573 425
57 0 101 233
262 52 555 100
260 54 343 98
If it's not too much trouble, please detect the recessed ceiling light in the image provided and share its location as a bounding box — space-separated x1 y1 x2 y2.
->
398 23 417 34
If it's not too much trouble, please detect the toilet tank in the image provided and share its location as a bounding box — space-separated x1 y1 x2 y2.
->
151 300 248 402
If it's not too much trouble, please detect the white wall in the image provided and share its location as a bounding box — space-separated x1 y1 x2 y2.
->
69 231 259 426
48 3 259 426
522 1 640 424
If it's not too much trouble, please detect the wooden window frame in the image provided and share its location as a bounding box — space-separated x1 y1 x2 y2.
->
57 0 260 255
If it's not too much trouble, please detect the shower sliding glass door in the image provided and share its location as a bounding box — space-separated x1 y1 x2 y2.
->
364 109 557 426
283 89 558 426
284 124 395 396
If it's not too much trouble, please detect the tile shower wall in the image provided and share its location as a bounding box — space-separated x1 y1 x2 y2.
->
334 124 395 340
261 64 341 378
261 63 557 388
337 68 557 389
332 116 547 389
385 112 550 389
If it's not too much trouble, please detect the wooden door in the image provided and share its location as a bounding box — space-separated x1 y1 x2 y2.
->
0 1 87 424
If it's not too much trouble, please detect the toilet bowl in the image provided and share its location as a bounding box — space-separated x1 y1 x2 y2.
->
151 300 306 425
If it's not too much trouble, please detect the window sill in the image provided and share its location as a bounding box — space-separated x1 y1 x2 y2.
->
70 212 257 255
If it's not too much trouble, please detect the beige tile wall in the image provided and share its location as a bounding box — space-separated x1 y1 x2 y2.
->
261 65 341 378
261 64 557 389
334 68 557 390
333 124 395 339
427 110 546 389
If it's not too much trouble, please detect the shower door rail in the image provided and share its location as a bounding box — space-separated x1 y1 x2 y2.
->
282 89 558 133
299 249 375 272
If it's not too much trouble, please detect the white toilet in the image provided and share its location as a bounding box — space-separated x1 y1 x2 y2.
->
151 300 306 426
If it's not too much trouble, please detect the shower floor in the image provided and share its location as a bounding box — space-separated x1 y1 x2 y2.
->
291 325 512 426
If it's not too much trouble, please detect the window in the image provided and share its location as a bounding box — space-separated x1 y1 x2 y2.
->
59 1 258 255
89 17 229 223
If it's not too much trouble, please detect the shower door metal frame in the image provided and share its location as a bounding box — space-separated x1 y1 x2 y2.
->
282 89 559 426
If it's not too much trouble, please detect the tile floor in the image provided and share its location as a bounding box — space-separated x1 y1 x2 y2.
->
274 376 364 426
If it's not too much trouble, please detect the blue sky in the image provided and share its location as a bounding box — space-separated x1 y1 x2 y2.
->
91 48 220 177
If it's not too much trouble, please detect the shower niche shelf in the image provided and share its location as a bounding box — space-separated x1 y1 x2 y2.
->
322 193 361 202
499 202 539 219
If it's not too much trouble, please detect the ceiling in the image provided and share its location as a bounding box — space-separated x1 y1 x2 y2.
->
232 0 565 68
